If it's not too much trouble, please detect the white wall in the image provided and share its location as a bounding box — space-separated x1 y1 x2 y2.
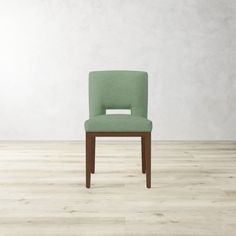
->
0 0 235 140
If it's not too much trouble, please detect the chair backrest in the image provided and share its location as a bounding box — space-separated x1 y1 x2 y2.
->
89 71 148 118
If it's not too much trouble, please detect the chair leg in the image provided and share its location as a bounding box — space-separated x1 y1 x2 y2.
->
141 137 146 174
86 133 91 188
144 132 151 188
91 136 96 174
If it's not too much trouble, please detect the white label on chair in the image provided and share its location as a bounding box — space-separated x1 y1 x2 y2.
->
106 109 131 115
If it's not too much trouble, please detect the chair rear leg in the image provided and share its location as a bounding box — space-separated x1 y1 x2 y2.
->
86 132 91 188
141 137 146 173
144 132 151 188
91 136 96 174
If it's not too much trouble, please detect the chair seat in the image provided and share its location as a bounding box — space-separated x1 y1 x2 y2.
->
85 114 152 132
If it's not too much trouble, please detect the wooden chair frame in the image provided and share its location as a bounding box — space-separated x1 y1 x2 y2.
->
86 132 151 188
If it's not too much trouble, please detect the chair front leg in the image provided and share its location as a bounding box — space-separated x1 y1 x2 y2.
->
86 132 92 188
144 132 151 188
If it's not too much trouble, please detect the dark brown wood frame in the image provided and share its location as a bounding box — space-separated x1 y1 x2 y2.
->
86 132 151 188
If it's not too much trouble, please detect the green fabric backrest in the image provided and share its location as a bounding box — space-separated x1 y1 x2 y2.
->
89 71 148 118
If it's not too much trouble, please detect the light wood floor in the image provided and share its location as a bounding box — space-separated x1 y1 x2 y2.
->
0 141 236 236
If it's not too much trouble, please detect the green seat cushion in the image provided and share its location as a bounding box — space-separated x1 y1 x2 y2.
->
85 114 152 132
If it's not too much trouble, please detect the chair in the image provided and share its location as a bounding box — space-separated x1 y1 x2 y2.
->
84 71 152 188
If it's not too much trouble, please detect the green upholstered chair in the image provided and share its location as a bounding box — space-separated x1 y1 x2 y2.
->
85 71 152 188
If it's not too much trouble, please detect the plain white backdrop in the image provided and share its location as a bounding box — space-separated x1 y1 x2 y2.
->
0 0 235 140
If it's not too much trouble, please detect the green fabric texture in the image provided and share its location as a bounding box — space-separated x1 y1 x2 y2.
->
85 114 152 132
85 71 152 132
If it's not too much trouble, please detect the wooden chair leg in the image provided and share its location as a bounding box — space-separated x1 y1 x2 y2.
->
141 137 146 174
91 136 96 174
86 133 91 188
86 132 151 188
144 132 151 188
